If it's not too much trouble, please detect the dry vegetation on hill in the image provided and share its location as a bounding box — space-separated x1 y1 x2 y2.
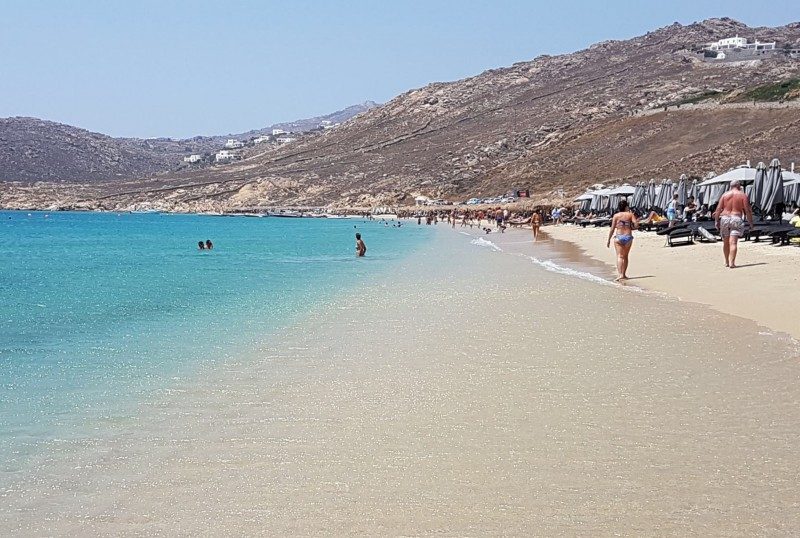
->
2 18 799 211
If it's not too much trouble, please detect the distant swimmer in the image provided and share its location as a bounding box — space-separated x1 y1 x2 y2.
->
355 233 367 257
198 241 205 250
205 239 213 250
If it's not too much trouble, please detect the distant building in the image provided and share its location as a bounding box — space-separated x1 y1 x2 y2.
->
276 136 296 144
183 154 202 163
215 149 238 162
253 135 272 144
706 36 776 52
224 139 244 149
272 128 287 136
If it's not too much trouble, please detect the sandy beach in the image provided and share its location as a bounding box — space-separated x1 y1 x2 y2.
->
4 224 800 536
543 223 800 340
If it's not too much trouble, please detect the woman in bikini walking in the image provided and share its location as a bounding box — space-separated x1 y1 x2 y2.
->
606 199 638 281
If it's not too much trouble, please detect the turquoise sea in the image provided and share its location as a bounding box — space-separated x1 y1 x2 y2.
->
0 211 430 481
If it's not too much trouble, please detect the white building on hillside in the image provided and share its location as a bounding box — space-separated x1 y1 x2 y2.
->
253 135 272 144
276 136 296 144
706 36 776 52
272 128 287 136
183 154 202 163
215 149 238 162
224 139 244 149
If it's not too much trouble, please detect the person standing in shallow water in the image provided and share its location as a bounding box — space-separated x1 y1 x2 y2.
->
713 179 753 269
355 233 367 257
606 199 638 281
198 241 205 250
205 239 213 250
531 211 542 240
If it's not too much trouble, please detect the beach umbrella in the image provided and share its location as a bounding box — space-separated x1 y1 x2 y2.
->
631 182 646 211
654 179 673 212
574 192 593 213
676 174 688 205
758 158 784 217
698 164 759 207
784 179 800 205
644 180 657 211
589 188 610 213
782 171 800 206
607 184 635 212
689 179 699 203
751 161 768 212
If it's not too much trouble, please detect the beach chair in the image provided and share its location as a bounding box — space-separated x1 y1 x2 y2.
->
665 226 694 247
640 220 669 233
771 227 800 246
690 222 719 242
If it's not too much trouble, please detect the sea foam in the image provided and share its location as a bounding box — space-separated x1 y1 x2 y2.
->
470 237 502 251
524 255 612 286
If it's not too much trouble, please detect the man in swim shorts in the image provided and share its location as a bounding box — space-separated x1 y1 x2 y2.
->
713 179 753 269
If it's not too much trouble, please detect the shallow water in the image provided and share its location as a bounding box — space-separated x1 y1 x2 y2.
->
0 211 429 478
2 220 799 535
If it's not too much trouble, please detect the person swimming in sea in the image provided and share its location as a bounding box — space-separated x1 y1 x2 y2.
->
198 241 205 250
606 199 638 281
205 239 213 250
355 233 367 257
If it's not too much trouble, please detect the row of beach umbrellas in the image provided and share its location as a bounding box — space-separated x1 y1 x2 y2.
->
574 159 800 215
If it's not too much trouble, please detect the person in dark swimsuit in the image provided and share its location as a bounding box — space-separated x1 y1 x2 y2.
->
606 199 638 281
198 241 205 250
355 233 367 257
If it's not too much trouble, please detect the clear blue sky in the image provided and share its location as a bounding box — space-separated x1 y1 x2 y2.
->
1 0 797 138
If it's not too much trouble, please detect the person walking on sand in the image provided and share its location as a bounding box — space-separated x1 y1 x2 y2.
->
606 199 638 281
713 179 753 269
355 233 367 257
531 211 542 240
667 194 679 227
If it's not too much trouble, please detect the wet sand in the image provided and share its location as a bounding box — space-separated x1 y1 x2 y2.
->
2 226 800 536
543 223 800 340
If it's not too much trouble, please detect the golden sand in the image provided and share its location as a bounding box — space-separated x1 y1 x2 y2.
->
543 223 800 340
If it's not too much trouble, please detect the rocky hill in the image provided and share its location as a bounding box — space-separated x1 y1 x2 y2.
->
0 102 377 183
2 18 800 211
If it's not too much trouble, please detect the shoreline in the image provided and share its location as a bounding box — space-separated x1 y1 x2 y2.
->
540 223 800 340
3 224 800 535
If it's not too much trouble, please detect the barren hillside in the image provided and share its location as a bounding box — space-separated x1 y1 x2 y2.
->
2 18 800 211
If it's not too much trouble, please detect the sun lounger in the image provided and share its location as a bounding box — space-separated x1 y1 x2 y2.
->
771 226 800 245
655 223 689 236
665 226 694 247
640 220 669 232
689 222 719 242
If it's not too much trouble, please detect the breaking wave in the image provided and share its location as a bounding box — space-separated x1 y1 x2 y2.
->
525 256 612 286
470 237 502 251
